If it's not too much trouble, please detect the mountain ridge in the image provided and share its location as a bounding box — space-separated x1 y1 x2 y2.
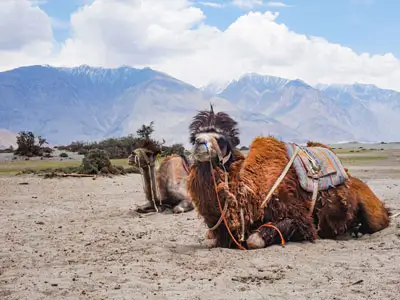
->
1 65 399 147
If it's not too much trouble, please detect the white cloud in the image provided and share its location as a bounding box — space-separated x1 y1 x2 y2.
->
56 0 218 67
1 0 400 92
232 1 292 9
0 0 54 70
232 0 264 10
266 2 292 7
198 2 224 8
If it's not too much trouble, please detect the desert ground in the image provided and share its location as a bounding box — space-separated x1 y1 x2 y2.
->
1 145 400 299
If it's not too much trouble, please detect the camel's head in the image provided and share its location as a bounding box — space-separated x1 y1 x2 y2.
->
128 139 161 169
189 105 240 165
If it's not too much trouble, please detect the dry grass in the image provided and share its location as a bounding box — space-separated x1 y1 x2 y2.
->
0 158 131 176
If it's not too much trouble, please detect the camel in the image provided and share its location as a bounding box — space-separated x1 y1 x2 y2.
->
186 105 391 250
128 140 194 214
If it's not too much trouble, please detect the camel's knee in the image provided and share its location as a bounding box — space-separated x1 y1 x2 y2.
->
246 232 265 249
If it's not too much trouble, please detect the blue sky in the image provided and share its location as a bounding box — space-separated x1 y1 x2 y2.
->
39 0 400 58
2 0 399 90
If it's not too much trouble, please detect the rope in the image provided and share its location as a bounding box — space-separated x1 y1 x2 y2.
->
135 154 158 212
208 200 229 231
205 141 230 232
209 158 246 251
256 222 285 247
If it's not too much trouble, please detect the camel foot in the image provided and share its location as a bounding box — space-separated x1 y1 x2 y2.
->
205 229 215 240
135 203 160 214
204 238 217 248
172 200 194 214
173 206 184 214
202 230 217 248
246 232 266 249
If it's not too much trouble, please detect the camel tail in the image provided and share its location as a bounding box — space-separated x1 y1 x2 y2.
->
353 178 391 234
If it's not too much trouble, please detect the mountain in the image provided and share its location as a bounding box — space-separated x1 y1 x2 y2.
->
0 129 16 149
0 65 300 147
317 83 400 141
210 74 400 142
1 66 399 147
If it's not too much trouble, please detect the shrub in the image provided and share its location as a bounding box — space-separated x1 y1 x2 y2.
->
80 149 112 174
59 152 69 158
162 143 185 156
14 131 53 157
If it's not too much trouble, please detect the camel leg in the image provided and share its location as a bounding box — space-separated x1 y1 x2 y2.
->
247 218 315 249
203 229 217 248
136 167 159 214
149 165 160 204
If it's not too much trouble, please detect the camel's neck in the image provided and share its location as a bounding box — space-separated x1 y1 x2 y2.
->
188 149 245 228
190 163 226 228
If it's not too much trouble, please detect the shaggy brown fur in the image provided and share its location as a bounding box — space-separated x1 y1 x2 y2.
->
187 110 391 249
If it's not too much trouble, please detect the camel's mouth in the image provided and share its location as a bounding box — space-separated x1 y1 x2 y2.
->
192 143 213 162
192 133 223 163
128 153 137 166
129 148 156 168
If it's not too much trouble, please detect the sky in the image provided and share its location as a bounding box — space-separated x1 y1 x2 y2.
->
1 0 400 90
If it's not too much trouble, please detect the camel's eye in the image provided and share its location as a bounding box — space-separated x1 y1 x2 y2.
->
216 136 228 150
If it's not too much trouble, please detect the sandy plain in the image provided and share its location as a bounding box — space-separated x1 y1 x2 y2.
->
1 147 399 300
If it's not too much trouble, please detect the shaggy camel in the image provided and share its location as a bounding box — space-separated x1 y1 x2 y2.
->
186 106 391 250
128 141 194 214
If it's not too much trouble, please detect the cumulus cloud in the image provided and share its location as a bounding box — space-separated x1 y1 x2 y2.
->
2 0 400 92
0 0 54 70
56 0 218 67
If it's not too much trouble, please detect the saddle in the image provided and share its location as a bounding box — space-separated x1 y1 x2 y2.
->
285 142 349 193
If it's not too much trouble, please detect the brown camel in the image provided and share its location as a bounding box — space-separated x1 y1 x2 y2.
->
128 140 194 214
186 106 391 250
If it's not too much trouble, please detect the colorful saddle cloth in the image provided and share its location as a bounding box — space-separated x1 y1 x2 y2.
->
285 143 349 193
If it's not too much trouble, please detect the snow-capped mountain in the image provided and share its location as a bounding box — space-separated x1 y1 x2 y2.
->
0 66 399 147
0 66 301 147
210 74 400 142
317 83 400 141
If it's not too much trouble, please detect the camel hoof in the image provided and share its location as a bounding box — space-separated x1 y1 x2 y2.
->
205 229 215 240
247 232 265 249
173 206 184 214
204 238 217 248
135 203 160 214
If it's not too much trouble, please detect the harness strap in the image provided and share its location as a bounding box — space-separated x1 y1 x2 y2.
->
310 178 319 213
260 146 301 208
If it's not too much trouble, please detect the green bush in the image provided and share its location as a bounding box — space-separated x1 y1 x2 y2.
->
59 152 69 158
80 149 112 174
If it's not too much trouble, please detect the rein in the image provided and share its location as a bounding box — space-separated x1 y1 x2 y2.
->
209 156 246 251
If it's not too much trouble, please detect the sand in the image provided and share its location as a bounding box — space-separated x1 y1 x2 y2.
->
1 159 400 299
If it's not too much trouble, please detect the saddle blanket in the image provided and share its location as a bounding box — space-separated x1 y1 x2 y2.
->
285 143 349 193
